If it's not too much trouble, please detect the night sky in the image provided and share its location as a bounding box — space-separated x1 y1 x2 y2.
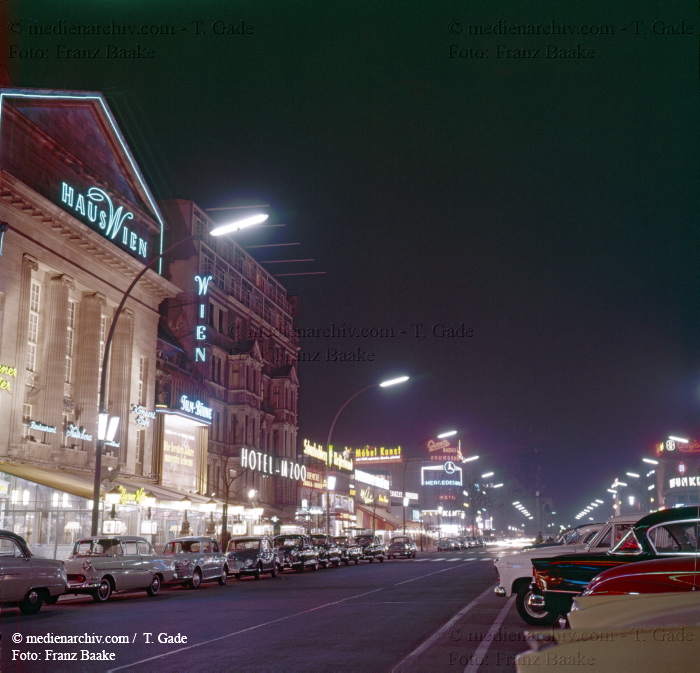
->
5 0 699 522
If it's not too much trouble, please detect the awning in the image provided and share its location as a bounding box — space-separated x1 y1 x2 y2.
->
0 461 95 500
355 505 402 531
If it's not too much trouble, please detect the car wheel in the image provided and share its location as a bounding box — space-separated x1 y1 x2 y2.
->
515 584 558 626
333 561 341 567
311 560 318 571
218 568 228 586
379 556 384 563
295 564 304 573
368 557 374 563
270 564 278 578
253 565 261 580
189 568 203 589
354 558 359 565
343 559 350 566
19 589 44 615
93 579 112 603
146 575 161 597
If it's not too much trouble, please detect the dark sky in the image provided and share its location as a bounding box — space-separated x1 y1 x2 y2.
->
6 0 699 523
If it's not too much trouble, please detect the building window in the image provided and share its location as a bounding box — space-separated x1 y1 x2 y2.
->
135 429 145 476
65 300 76 384
232 363 240 389
97 315 107 405
138 356 147 405
27 281 41 371
21 404 32 439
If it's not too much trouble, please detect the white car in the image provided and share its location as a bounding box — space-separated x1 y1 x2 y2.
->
161 536 229 588
65 536 177 603
494 513 646 625
0 530 67 615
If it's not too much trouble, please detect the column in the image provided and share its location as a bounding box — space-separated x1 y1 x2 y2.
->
7 255 38 457
75 292 105 460
41 274 74 455
107 308 133 469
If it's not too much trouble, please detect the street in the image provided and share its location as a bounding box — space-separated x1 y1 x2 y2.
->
0 546 531 673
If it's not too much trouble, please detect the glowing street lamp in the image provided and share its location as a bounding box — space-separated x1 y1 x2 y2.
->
324 375 409 535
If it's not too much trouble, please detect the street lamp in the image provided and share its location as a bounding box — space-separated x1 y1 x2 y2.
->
90 213 266 535
180 496 192 535
324 375 409 535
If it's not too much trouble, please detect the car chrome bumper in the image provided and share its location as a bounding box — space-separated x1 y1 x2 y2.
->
494 586 507 597
66 580 101 591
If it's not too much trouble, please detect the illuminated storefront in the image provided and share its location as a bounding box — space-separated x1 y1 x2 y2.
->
656 438 700 507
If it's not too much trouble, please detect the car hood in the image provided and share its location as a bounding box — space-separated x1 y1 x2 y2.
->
496 543 593 567
227 548 260 559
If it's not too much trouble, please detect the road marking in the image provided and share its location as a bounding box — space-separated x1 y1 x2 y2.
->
447 558 462 562
463 596 516 673
463 557 477 561
391 585 495 673
480 558 494 561
431 557 446 561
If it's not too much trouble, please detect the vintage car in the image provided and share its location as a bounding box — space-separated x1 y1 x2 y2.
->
387 536 417 559
517 593 700 672
309 534 343 568
226 536 278 579
436 537 459 551
333 535 363 565
355 534 386 562
581 554 700 596
271 534 319 572
161 536 228 588
65 535 176 603
0 529 67 615
494 517 624 626
528 505 700 625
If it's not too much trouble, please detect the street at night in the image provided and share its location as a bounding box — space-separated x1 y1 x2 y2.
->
1 547 533 673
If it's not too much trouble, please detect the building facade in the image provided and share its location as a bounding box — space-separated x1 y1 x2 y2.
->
158 200 301 532
0 88 180 557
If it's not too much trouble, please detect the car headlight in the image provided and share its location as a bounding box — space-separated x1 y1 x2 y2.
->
245 559 254 567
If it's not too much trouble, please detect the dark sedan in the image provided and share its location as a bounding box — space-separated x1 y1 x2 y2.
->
272 534 319 572
309 534 343 568
226 536 278 580
355 535 386 563
387 536 417 559
333 535 363 565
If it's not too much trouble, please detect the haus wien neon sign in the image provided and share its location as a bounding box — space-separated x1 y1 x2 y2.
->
59 182 149 259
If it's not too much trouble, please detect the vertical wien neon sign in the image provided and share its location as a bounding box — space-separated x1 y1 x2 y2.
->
194 274 212 362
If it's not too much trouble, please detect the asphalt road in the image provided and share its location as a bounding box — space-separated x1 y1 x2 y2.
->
0 546 532 673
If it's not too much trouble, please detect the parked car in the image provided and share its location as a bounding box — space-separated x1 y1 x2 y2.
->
581 554 700 596
161 536 228 588
437 538 459 551
309 534 343 568
0 530 67 615
355 534 386 562
271 534 319 572
226 536 278 579
387 536 417 559
65 536 176 603
493 518 619 626
528 505 700 625
333 535 363 565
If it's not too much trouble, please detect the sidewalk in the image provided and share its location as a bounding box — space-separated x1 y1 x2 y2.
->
393 589 526 673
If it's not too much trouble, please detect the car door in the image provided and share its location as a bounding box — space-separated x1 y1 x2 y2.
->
120 540 146 589
137 540 160 583
201 539 216 580
0 535 33 603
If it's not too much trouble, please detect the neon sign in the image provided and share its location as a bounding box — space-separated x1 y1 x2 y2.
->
421 465 463 486
241 447 307 481
60 183 148 258
0 363 16 391
302 439 353 472
29 420 56 434
179 395 213 420
194 274 212 362
65 424 93 441
131 404 156 427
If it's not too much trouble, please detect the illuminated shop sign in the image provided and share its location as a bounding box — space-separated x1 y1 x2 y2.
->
354 469 390 490
421 464 463 487
657 439 700 454
302 439 353 472
162 425 198 491
354 445 402 464
669 477 700 489
131 404 156 427
241 447 307 482
0 363 17 391
179 395 213 421
29 420 56 434
194 274 212 362
302 470 326 490
390 490 419 500
426 438 463 462
360 486 374 505
60 182 149 259
66 423 93 441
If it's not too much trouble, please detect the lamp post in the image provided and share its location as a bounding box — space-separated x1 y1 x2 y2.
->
90 213 266 535
204 498 217 535
180 496 192 535
324 375 409 535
